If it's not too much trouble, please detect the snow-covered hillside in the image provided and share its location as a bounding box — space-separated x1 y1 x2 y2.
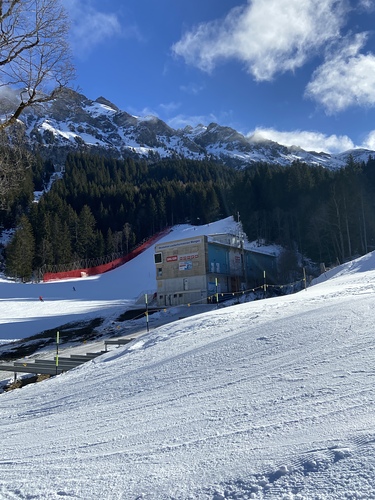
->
1 218 375 499
0 217 241 341
12 89 375 169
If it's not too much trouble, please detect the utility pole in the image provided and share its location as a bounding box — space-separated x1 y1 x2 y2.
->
56 331 59 375
263 271 267 299
145 294 149 332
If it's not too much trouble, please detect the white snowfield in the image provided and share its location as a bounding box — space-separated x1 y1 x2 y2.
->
0 218 242 341
1 218 375 499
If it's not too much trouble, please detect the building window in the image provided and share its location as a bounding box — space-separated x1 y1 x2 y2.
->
154 253 162 264
158 268 162 277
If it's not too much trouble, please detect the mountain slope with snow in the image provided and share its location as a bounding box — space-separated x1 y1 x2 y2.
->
0 218 375 498
11 89 374 169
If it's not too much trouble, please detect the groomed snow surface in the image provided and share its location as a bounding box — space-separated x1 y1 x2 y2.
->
1 217 375 499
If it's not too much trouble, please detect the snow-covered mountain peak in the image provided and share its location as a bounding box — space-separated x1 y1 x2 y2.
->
94 96 119 112
7 89 375 169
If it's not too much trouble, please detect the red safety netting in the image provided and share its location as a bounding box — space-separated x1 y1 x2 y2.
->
43 228 171 282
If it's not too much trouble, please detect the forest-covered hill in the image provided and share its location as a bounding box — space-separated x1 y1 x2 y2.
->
2 152 375 281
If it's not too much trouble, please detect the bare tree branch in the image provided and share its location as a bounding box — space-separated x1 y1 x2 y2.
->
0 0 75 130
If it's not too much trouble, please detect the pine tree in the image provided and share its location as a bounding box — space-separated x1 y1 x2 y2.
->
76 205 96 260
6 215 35 281
106 228 115 256
123 222 135 254
37 213 54 268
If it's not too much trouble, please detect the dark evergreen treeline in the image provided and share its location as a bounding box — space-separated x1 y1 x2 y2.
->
3 150 375 281
234 157 375 264
3 154 234 279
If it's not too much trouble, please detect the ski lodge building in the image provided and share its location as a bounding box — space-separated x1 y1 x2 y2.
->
154 232 277 307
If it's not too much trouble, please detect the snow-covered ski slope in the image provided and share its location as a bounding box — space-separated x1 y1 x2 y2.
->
1 218 375 498
0 217 240 341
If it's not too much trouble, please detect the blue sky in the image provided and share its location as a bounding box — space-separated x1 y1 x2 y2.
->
65 0 375 154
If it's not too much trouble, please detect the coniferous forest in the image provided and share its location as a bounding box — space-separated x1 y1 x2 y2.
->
2 150 375 281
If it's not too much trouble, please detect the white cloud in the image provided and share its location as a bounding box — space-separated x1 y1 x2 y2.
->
127 106 160 119
159 102 181 114
0 85 19 102
65 1 124 56
180 83 205 95
362 130 375 149
305 33 375 113
358 0 374 11
248 127 355 153
167 113 218 130
172 0 347 81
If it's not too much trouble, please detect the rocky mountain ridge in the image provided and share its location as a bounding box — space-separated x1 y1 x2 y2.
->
12 89 374 169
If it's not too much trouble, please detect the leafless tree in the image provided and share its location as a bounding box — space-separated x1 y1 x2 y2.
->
0 0 75 130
